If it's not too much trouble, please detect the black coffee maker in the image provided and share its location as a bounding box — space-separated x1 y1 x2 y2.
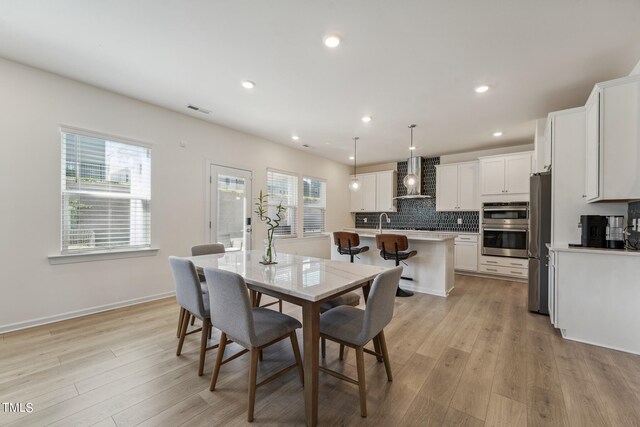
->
580 215 607 248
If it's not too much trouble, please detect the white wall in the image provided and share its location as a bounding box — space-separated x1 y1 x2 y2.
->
0 58 352 331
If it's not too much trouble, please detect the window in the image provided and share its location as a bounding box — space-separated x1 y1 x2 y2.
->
303 177 326 235
267 169 297 237
61 128 151 253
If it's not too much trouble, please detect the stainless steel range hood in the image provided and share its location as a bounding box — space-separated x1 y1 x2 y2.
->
394 157 432 199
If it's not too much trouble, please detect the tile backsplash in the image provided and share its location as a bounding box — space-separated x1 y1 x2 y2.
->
354 157 480 233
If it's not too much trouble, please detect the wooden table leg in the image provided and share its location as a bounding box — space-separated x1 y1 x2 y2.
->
302 301 320 427
361 280 372 302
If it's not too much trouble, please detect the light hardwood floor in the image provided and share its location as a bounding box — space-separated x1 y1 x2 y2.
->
2 274 640 426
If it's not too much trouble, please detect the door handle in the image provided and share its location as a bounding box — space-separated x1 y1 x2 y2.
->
246 227 252 233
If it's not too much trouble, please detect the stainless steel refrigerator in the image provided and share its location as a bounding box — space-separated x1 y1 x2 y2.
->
528 172 551 314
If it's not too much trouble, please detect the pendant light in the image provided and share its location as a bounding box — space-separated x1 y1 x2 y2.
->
403 124 419 192
348 137 361 192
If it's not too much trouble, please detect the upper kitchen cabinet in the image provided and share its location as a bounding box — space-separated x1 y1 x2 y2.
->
479 152 533 199
350 170 396 212
435 161 480 211
533 118 549 173
585 74 640 202
375 170 397 212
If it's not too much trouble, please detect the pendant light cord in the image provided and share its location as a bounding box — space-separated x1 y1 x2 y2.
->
408 124 416 171
353 136 359 176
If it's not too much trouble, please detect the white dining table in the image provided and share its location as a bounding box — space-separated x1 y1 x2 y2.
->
187 249 389 426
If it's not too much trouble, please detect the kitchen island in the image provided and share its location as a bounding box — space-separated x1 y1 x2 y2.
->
331 228 456 297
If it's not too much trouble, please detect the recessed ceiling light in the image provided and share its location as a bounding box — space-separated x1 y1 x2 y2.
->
475 85 490 93
291 135 300 141
349 156 355 160
493 131 503 137
241 80 255 89
409 146 416 150
361 116 372 123
323 34 341 48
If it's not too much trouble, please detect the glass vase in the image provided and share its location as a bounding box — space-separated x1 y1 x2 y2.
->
262 238 277 264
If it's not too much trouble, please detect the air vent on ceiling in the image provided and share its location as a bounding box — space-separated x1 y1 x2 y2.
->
187 105 212 115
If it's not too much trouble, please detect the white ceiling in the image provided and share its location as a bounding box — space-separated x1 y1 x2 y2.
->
1 1 640 165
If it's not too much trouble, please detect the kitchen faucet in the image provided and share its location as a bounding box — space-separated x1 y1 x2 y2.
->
378 212 390 233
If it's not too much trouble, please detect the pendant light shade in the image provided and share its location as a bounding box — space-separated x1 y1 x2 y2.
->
403 124 419 192
349 137 360 192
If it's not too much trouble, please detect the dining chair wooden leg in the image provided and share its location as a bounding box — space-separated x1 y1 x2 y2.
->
278 299 283 313
290 332 304 385
355 346 367 417
210 332 227 391
176 307 185 338
248 348 260 422
377 330 393 381
259 350 263 361
176 309 190 356
198 318 210 376
321 337 326 359
190 314 196 326
208 324 212 339
255 293 262 307
339 344 345 361
372 336 383 363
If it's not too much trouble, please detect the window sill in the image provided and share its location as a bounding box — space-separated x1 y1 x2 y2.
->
48 247 160 265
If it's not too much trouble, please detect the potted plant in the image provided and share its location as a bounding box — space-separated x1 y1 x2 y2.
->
254 190 286 264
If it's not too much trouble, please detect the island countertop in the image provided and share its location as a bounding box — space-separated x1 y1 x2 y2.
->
343 228 458 242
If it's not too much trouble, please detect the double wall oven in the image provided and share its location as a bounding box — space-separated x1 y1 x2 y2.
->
482 202 529 258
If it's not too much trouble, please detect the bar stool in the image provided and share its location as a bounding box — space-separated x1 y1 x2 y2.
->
333 231 369 263
375 234 415 297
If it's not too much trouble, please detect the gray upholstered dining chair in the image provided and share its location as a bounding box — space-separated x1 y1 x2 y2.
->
319 292 360 359
319 266 403 417
169 256 227 376
175 243 227 335
204 268 304 422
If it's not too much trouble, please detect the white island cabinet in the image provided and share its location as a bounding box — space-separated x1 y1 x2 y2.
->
332 229 456 297
548 245 640 355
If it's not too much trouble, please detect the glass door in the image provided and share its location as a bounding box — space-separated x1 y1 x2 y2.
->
210 165 252 252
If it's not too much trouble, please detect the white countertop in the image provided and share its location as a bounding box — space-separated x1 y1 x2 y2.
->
187 250 388 301
344 228 457 242
546 243 640 257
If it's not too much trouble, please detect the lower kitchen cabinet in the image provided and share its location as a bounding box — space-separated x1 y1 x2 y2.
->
549 247 640 355
454 235 478 272
479 255 528 279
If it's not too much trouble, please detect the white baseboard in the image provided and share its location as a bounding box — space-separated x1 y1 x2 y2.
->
561 330 640 356
399 281 449 298
0 291 176 334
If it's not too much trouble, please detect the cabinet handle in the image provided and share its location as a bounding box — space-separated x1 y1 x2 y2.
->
510 262 521 266
582 195 587 198
486 260 499 264
510 271 522 275
486 268 498 272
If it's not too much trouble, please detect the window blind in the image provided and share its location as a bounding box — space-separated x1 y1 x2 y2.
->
61 129 151 253
303 177 326 235
267 169 297 237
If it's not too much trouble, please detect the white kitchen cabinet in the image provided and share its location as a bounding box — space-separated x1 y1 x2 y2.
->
585 74 640 202
549 247 640 355
435 161 479 211
549 107 626 246
375 170 397 212
435 164 458 211
454 235 478 272
350 171 396 212
479 152 533 198
533 118 548 172
479 255 528 279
